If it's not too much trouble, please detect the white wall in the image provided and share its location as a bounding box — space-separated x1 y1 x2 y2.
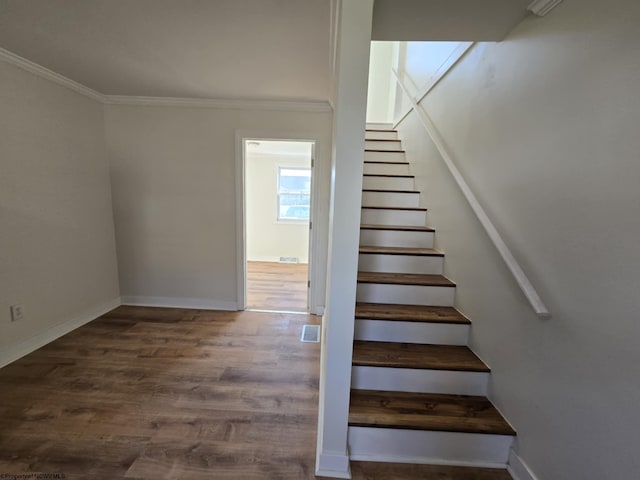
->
316 1 373 477
366 42 397 124
0 60 120 366
395 1 640 478
246 151 310 263
104 105 332 311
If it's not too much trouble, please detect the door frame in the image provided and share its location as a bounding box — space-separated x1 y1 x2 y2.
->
235 130 322 314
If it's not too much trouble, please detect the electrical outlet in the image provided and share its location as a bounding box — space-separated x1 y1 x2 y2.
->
10 304 24 322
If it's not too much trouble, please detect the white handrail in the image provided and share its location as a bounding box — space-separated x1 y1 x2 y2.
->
392 68 550 318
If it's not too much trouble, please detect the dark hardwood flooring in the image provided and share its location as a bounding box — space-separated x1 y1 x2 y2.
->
0 306 512 479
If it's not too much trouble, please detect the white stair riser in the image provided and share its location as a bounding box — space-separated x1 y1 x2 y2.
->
358 253 443 274
361 209 426 227
359 229 434 248
362 191 420 208
351 366 488 396
364 163 410 175
363 176 415 190
354 319 469 345
366 131 398 140
348 427 513 466
366 123 394 130
365 151 405 163
365 140 403 151
356 283 455 306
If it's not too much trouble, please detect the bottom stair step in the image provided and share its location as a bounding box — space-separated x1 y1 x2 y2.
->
350 462 513 479
349 390 515 435
348 390 515 466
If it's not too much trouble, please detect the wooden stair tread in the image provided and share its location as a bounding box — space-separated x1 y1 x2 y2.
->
351 463 513 480
360 224 435 232
349 390 516 435
364 160 409 165
355 303 470 324
363 173 414 178
359 246 443 256
352 341 489 372
361 206 427 212
358 271 455 287
365 139 402 142
366 129 398 132
365 149 406 153
362 189 419 194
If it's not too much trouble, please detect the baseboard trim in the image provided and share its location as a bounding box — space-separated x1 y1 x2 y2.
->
315 452 352 479
121 296 238 311
0 297 121 368
248 256 309 264
508 449 540 480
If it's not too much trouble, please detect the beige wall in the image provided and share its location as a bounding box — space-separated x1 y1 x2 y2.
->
396 1 640 478
0 61 120 366
104 105 332 310
246 151 310 263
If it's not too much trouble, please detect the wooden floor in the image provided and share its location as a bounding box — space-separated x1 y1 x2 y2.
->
0 306 511 479
247 261 308 312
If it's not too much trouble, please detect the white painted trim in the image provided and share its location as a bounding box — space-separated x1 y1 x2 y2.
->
528 0 564 16
0 298 121 368
235 130 326 316
315 451 352 479
508 449 541 480
104 95 332 112
393 105 414 129
393 68 551 319
393 42 473 130
0 47 333 112
121 296 237 311
349 453 507 470
413 43 474 106
0 47 106 102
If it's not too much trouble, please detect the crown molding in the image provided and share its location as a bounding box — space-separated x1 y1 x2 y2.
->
0 47 333 113
0 47 106 102
528 0 563 16
104 95 332 112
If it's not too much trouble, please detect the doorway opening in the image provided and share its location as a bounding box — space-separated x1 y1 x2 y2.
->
243 139 314 313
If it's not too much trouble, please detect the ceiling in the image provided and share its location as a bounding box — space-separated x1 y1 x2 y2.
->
372 0 531 41
0 0 531 102
0 0 333 101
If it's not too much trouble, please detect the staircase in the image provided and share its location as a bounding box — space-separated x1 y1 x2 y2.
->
347 127 516 469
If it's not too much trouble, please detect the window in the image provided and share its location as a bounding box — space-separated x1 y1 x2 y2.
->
277 167 311 221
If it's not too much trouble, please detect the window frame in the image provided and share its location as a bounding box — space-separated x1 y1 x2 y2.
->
276 166 311 223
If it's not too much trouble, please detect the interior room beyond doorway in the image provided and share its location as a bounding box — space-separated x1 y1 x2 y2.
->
245 140 313 312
